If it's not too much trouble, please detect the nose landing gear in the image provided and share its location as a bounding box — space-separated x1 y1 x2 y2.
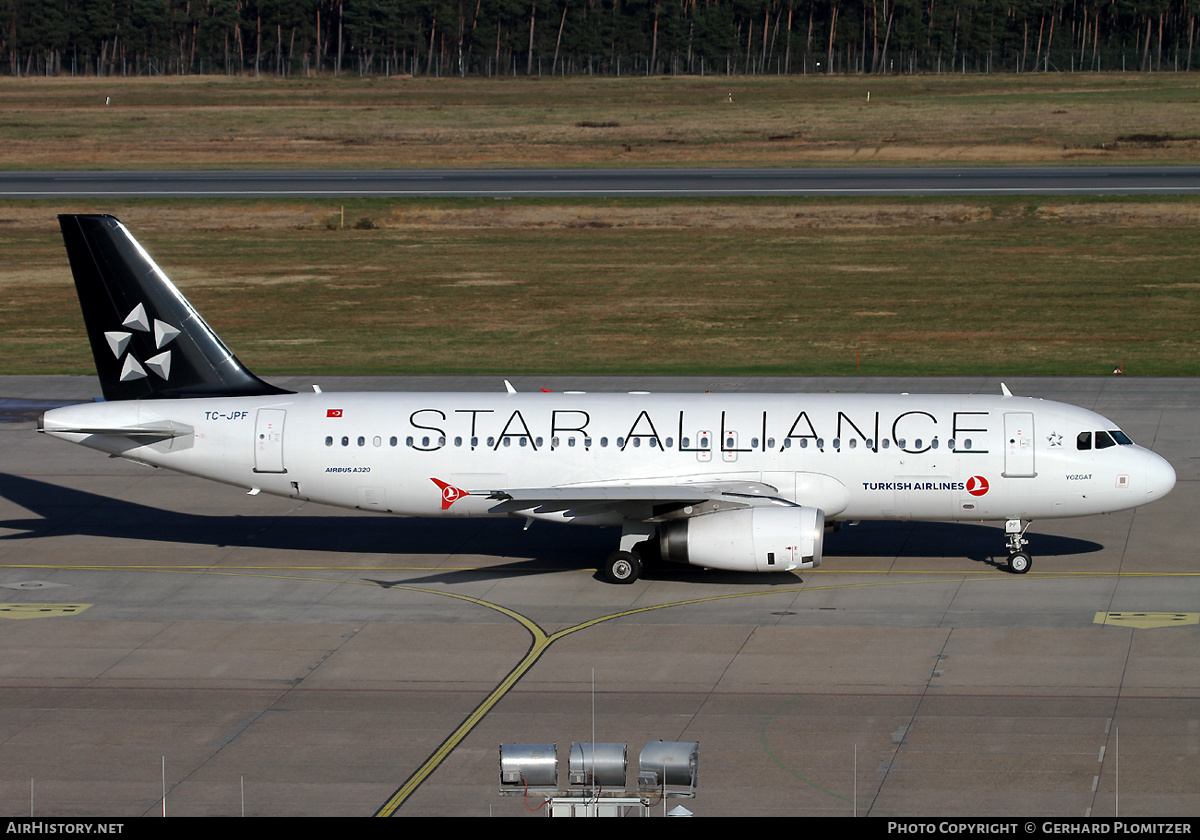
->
1005 519 1032 574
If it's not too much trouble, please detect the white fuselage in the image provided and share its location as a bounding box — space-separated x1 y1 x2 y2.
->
40 390 1177 526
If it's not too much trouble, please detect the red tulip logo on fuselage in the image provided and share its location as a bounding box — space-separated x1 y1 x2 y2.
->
431 478 466 510
966 476 989 496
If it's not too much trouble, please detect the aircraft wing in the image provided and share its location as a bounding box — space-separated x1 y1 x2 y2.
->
480 480 798 519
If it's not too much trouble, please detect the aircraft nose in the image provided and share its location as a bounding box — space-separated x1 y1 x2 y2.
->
1143 450 1176 501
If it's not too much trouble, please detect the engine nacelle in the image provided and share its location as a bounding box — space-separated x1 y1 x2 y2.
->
658 506 825 573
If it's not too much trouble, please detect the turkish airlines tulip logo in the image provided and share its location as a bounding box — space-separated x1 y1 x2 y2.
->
430 478 467 510
966 476 990 496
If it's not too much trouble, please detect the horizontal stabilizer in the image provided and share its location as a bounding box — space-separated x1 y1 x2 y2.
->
37 421 193 440
37 414 194 441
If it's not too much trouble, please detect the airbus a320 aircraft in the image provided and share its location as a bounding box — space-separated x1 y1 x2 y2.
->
39 215 1176 583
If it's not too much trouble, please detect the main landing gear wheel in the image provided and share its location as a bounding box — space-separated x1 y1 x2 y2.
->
602 550 642 584
1008 551 1032 574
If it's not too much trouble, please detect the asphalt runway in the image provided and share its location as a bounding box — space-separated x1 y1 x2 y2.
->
4 166 1200 198
0 374 1196 817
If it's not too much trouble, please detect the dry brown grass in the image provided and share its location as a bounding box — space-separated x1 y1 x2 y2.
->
3 74 1200 169
6 198 1195 237
2 196 1199 377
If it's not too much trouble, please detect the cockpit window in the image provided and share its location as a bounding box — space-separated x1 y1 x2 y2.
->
1095 431 1117 449
1110 430 1133 445
1077 432 1092 450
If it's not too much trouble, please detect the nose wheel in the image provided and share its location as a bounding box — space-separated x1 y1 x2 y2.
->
1005 519 1032 574
1007 551 1032 574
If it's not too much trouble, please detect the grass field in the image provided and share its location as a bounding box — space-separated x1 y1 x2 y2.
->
3 75 1197 376
3 73 1200 168
3 196 1198 377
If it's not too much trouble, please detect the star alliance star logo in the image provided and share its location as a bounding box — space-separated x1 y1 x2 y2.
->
104 303 180 382
1046 432 1063 447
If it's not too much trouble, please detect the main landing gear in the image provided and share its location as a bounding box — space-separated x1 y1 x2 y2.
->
601 522 655 584
1005 519 1032 574
603 550 642 584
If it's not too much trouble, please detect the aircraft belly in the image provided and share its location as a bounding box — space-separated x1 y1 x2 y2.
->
893 475 957 520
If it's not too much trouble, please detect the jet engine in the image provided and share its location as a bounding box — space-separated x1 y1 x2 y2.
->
658 506 824 572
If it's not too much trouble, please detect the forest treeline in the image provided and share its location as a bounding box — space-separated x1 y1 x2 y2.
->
4 0 1200 78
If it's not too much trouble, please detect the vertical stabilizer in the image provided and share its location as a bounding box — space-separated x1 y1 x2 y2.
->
59 214 292 401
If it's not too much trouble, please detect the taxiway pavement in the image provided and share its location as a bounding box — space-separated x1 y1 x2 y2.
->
0 375 1196 817
4 166 1200 198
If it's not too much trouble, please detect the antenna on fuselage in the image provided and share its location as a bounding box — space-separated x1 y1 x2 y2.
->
1000 383 1013 397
